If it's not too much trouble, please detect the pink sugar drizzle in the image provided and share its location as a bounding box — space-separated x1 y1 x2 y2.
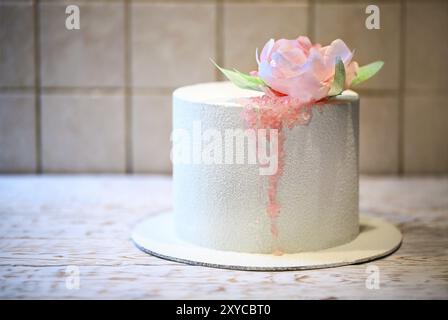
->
242 94 320 255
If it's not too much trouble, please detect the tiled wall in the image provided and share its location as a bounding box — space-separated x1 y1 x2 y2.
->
0 0 447 174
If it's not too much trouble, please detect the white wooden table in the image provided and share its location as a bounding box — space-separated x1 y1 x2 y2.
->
0 175 447 299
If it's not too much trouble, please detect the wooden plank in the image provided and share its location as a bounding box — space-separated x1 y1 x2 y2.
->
0 175 447 299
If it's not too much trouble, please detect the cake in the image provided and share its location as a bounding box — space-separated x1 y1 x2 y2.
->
173 82 359 253
131 35 399 271
170 36 383 255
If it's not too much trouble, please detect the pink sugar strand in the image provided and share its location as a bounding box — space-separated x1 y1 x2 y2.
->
242 94 315 254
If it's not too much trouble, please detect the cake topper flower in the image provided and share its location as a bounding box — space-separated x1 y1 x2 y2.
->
213 36 383 102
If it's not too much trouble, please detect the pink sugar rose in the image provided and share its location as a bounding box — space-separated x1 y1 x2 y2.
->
254 36 359 102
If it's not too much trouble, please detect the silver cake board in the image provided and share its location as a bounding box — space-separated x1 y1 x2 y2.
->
131 212 402 271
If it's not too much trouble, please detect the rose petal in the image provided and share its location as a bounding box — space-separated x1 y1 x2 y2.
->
279 47 307 65
324 39 353 66
297 36 312 52
300 47 328 81
256 36 356 102
260 38 275 63
285 72 330 101
345 61 359 88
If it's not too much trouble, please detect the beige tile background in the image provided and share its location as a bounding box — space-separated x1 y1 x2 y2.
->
41 93 126 173
0 2 35 88
222 2 308 75
0 93 36 172
131 2 216 88
0 0 446 175
40 2 125 88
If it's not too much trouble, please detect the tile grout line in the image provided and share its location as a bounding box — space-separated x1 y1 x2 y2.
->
124 0 133 174
215 0 223 81
397 0 407 176
308 0 315 41
33 0 42 174
0 86 410 96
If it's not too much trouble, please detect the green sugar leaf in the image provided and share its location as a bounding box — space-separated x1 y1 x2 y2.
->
211 59 266 92
328 57 346 97
351 61 384 86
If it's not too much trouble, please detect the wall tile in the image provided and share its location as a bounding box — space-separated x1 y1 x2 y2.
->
359 96 399 174
0 3 35 87
404 95 448 174
40 2 125 87
0 93 36 172
131 94 172 173
405 1 448 92
41 94 126 172
131 3 216 88
315 1 401 90
0 0 445 176
223 2 308 75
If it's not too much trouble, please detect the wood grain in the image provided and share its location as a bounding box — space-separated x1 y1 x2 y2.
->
0 175 447 299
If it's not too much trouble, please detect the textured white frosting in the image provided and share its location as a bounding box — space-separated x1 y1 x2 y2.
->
172 82 359 254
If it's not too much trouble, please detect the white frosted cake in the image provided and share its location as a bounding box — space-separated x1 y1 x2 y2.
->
132 36 394 268
172 81 359 254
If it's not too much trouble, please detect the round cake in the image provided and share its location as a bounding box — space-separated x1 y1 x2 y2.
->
172 81 359 254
